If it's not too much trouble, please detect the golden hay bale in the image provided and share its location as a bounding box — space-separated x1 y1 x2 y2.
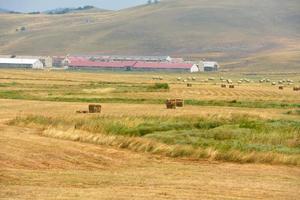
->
293 87 300 91
166 99 177 109
175 99 184 107
187 83 192 87
229 85 235 89
221 84 226 88
166 99 184 109
89 104 102 113
278 86 284 90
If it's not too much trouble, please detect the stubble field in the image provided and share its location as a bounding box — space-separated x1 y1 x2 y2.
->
0 69 300 199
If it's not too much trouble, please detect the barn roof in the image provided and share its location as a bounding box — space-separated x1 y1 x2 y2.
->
68 57 136 68
203 61 219 67
67 57 195 70
70 55 171 61
134 62 194 69
0 58 40 64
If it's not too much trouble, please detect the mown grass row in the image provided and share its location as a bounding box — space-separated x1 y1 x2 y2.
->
10 114 300 165
1 90 299 109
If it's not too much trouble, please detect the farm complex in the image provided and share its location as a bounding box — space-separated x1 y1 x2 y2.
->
0 54 299 200
1 56 300 200
1 0 300 199
0 54 218 72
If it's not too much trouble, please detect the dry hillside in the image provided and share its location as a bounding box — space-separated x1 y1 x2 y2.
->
0 0 299 71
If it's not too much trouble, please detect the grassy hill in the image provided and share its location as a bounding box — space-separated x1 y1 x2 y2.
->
0 0 299 71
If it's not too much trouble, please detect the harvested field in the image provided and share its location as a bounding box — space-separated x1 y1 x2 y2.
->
1 124 300 200
0 69 300 199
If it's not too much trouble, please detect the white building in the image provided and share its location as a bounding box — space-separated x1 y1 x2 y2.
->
0 58 44 69
198 61 219 72
190 64 200 73
0 55 52 67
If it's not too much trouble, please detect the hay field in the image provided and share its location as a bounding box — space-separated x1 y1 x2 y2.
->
0 69 299 103
1 69 300 199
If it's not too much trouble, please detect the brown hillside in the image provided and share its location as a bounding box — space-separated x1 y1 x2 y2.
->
0 0 299 71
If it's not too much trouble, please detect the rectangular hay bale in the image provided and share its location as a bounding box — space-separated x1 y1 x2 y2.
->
176 98 184 107
166 99 177 109
89 104 102 113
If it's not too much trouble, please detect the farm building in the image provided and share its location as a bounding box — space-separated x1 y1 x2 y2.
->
198 61 220 72
0 55 52 67
169 57 185 63
134 62 199 72
16 56 52 67
67 57 136 70
0 58 44 69
80 55 173 62
53 56 68 67
66 57 198 72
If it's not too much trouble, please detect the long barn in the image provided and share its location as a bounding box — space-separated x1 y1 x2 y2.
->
0 58 44 69
66 57 199 72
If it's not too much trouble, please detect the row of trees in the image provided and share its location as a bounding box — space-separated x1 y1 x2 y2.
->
48 5 94 15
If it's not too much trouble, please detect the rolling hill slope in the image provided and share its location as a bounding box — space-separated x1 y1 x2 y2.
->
0 0 299 71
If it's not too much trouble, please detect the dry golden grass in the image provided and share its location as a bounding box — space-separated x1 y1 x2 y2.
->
1 69 299 103
1 70 300 199
0 99 297 121
1 124 300 200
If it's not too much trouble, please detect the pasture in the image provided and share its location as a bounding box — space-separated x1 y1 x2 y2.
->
1 69 300 199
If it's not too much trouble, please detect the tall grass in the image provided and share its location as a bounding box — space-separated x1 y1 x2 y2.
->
10 114 300 165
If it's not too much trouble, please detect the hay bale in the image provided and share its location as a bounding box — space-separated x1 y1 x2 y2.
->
187 83 192 87
176 99 184 107
278 86 284 90
229 85 235 89
166 99 176 109
271 82 276 85
221 84 226 88
192 77 196 81
89 104 102 113
293 87 300 91
166 99 184 109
